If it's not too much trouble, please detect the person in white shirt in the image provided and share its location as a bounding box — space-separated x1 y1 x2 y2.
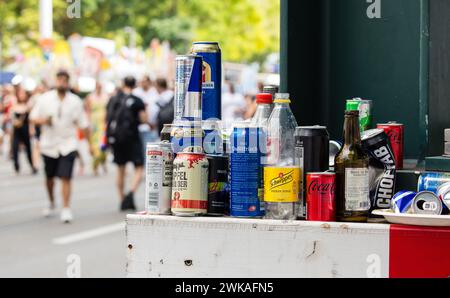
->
133 75 159 153
30 71 93 223
222 82 246 129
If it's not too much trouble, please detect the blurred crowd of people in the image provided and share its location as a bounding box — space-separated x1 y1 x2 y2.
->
0 71 261 224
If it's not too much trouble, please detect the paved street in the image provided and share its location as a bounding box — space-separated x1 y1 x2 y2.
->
0 146 145 278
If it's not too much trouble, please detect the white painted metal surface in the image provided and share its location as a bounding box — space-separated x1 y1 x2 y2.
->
126 215 390 278
373 209 450 227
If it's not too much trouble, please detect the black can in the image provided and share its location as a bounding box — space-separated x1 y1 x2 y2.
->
263 85 279 99
361 129 397 219
207 155 229 216
294 126 330 219
161 124 174 142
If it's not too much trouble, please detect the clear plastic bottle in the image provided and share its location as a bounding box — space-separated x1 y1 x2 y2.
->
264 93 300 220
251 93 274 216
251 93 274 128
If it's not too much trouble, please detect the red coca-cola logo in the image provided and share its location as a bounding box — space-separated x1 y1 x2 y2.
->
308 179 335 196
386 130 401 145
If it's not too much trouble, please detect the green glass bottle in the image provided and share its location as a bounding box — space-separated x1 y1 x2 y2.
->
335 110 370 222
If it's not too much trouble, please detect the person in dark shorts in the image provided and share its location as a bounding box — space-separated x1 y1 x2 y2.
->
30 71 92 223
106 76 147 211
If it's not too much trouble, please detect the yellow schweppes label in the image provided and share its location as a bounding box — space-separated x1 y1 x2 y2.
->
264 167 301 203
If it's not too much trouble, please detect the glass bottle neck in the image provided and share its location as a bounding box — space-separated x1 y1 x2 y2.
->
343 115 361 145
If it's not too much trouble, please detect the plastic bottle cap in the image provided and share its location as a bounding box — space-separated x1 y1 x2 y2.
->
256 93 273 104
274 93 291 103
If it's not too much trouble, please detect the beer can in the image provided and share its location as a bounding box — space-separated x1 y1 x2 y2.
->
377 122 404 169
262 85 279 99
306 172 336 222
329 140 342 169
346 98 373 132
170 120 203 154
207 155 229 216
171 147 209 216
294 126 330 219
412 191 444 215
230 123 264 218
418 172 450 194
437 182 450 211
191 42 222 120
145 143 174 215
361 129 396 213
161 123 174 142
203 120 223 155
391 191 416 214
175 55 203 121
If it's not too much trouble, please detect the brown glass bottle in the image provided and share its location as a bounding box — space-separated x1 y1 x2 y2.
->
335 110 370 222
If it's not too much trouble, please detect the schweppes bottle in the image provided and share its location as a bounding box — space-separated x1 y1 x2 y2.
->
264 93 301 220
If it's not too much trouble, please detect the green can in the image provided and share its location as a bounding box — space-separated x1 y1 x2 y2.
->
346 98 373 132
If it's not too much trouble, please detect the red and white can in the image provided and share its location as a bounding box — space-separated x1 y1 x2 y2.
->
377 122 404 169
306 172 336 222
171 148 209 216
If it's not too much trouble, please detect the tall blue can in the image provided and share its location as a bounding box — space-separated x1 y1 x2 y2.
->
230 123 264 217
417 172 450 194
191 42 222 120
174 55 203 122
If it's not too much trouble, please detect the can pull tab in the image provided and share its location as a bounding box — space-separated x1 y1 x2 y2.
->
421 201 438 211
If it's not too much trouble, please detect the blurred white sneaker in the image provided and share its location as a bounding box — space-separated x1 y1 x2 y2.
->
43 206 56 218
60 208 73 223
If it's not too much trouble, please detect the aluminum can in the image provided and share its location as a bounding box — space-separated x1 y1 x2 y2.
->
191 42 222 120
203 120 223 155
170 120 203 153
391 191 416 213
418 172 450 194
207 155 229 216
361 129 396 214
145 143 174 214
161 123 174 142
171 148 209 216
377 122 404 169
346 98 373 132
175 55 203 121
412 191 444 215
437 182 450 211
294 126 330 219
306 172 336 221
230 123 264 217
262 85 279 99
329 140 342 169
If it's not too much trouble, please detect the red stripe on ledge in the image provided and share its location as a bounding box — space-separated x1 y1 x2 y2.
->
389 224 450 278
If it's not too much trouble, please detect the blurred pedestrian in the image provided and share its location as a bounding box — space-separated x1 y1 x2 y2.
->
28 82 49 171
1 85 15 159
133 75 159 152
10 85 37 175
30 70 93 223
242 94 257 120
222 82 246 128
106 76 147 211
154 78 174 134
85 81 109 176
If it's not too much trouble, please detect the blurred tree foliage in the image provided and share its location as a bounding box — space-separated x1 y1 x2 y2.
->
1 0 279 63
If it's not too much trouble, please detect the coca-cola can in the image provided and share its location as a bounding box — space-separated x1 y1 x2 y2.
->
306 172 336 222
376 122 404 169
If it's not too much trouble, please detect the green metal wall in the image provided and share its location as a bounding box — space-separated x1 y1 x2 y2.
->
281 0 430 160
